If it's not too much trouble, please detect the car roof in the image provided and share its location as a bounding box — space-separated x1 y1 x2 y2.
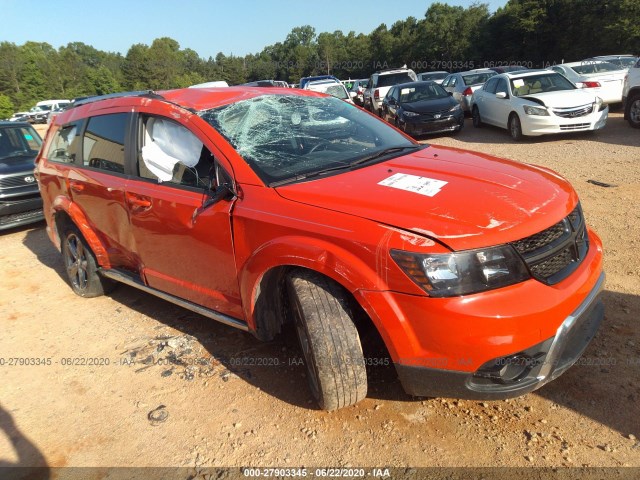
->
0 121 31 127
61 87 330 116
391 81 438 88
503 69 558 78
375 68 413 75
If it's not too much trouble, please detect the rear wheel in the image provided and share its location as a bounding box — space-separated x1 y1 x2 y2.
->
627 94 640 128
286 269 367 411
62 225 114 297
472 106 482 128
508 113 524 141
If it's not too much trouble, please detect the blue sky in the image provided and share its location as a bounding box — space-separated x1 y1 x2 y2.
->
3 0 507 58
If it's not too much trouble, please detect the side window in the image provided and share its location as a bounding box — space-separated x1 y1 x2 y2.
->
83 113 128 173
441 76 450 87
47 121 83 164
138 116 214 189
450 76 457 87
496 78 509 96
483 77 498 94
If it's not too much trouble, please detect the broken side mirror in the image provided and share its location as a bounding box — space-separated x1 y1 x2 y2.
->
192 183 235 223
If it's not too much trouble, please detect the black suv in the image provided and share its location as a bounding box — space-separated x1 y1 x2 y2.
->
0 122 44 230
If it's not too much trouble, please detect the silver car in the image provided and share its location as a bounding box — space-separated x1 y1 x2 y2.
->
441 69 497 113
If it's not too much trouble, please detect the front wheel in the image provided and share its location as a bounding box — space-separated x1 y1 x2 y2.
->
509 113 524 141
62 226 114 297
627 94 640 128
472 106 482 128
286 269 367 411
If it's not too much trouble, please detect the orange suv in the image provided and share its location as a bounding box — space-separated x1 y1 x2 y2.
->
35 88 604 410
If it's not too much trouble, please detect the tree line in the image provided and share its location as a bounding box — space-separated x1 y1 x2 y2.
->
1 0 638 117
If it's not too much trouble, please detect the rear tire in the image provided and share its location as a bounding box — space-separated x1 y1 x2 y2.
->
509 113 524 141
62 225 114 297
286 269 367 411
627 94 640 128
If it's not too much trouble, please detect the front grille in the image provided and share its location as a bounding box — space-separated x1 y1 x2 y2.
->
511 205 589 285
0 174 36 189
552 104 593 118
420 108 452 119
560 123 591 131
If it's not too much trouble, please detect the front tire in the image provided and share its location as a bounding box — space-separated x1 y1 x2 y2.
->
62 226 114 297
626 94 640 128
472 106 482 128
509 113 524 141
286 269 367 411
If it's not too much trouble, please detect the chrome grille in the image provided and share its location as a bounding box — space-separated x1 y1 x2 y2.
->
511 205 589 285
0 174 36 189
552 104 593 118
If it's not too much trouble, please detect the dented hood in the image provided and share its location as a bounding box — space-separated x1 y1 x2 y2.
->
275 145 578 251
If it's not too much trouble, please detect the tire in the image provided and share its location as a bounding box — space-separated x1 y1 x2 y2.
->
472 106 482 128
286 269 367 411
61 225 114 298
627 94 640 128
508 113 524 141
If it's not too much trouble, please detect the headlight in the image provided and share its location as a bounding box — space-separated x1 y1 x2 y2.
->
594 96 604 111
449 104 462 112
403 111 420 118
523 105 549 116
391 245 530 297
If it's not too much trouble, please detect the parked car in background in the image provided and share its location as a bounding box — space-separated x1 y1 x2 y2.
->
299 75 340 90
623 57 640 128
416 71 449 84
441 69 497 113
305 79 353 103
364 67 417 116
588 55 638 70
489 66 530 74
471 70 608 141
550 61 627 104
0 121 44 230
346 79 368 106
36 87 604 412
9 112 30 122
381 81 463 136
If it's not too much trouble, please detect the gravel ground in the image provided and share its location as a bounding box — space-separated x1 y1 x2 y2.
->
0 115 638 475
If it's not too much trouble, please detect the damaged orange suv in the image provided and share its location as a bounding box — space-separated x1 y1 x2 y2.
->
35 88 604 410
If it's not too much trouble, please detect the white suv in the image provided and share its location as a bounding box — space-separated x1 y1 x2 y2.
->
364 68 417 116
623 58 640 128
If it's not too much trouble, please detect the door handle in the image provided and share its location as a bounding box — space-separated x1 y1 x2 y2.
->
126 192 152 208
69 181 84 192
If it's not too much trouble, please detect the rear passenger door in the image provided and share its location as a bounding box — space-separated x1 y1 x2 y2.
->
66 112 137 268
124 113 243 320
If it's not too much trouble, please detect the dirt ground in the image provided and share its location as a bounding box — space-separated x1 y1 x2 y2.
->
1 114 639 475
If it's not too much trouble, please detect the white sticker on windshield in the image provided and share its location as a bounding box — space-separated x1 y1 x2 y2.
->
378 173 447 197
513 79 525 88
400 88 415 95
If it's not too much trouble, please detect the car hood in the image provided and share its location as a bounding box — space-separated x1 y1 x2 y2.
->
402 97 456 113
520 90 597 108
275 145 577 251
0 154 38 175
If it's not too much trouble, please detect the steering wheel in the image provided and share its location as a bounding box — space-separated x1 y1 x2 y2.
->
308 140 331 154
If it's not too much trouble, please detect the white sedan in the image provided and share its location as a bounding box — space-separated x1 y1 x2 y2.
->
471 70 608 141
550 61 627 104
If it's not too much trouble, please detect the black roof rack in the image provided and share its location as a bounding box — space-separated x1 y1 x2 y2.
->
69 90 164 109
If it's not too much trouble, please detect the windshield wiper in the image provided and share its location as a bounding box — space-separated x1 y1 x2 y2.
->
270 145 422 187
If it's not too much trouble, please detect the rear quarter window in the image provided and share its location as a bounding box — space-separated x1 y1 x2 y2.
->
46 121 83 164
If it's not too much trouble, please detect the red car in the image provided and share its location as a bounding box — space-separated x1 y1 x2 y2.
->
35 88 604 410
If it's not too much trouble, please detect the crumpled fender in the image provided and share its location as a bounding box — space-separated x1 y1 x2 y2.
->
50 195 111 269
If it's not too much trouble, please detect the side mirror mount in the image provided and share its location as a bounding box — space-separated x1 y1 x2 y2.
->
496 92 508 99
192 183 234 223
448 91 453 96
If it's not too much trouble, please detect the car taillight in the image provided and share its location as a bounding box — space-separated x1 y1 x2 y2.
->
582 81 601 88
462 87 474 96
374 89 380 99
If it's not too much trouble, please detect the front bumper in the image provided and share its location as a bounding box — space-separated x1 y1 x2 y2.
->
0 194 44 230
521 106 608 136
395 272 605 399
402 113 464 136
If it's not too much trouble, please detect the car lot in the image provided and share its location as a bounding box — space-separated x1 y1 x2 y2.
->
0 115 638 469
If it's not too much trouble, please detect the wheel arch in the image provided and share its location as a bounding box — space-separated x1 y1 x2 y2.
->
50 196 111 268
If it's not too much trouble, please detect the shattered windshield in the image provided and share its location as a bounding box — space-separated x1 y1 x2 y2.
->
201 94 416 185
